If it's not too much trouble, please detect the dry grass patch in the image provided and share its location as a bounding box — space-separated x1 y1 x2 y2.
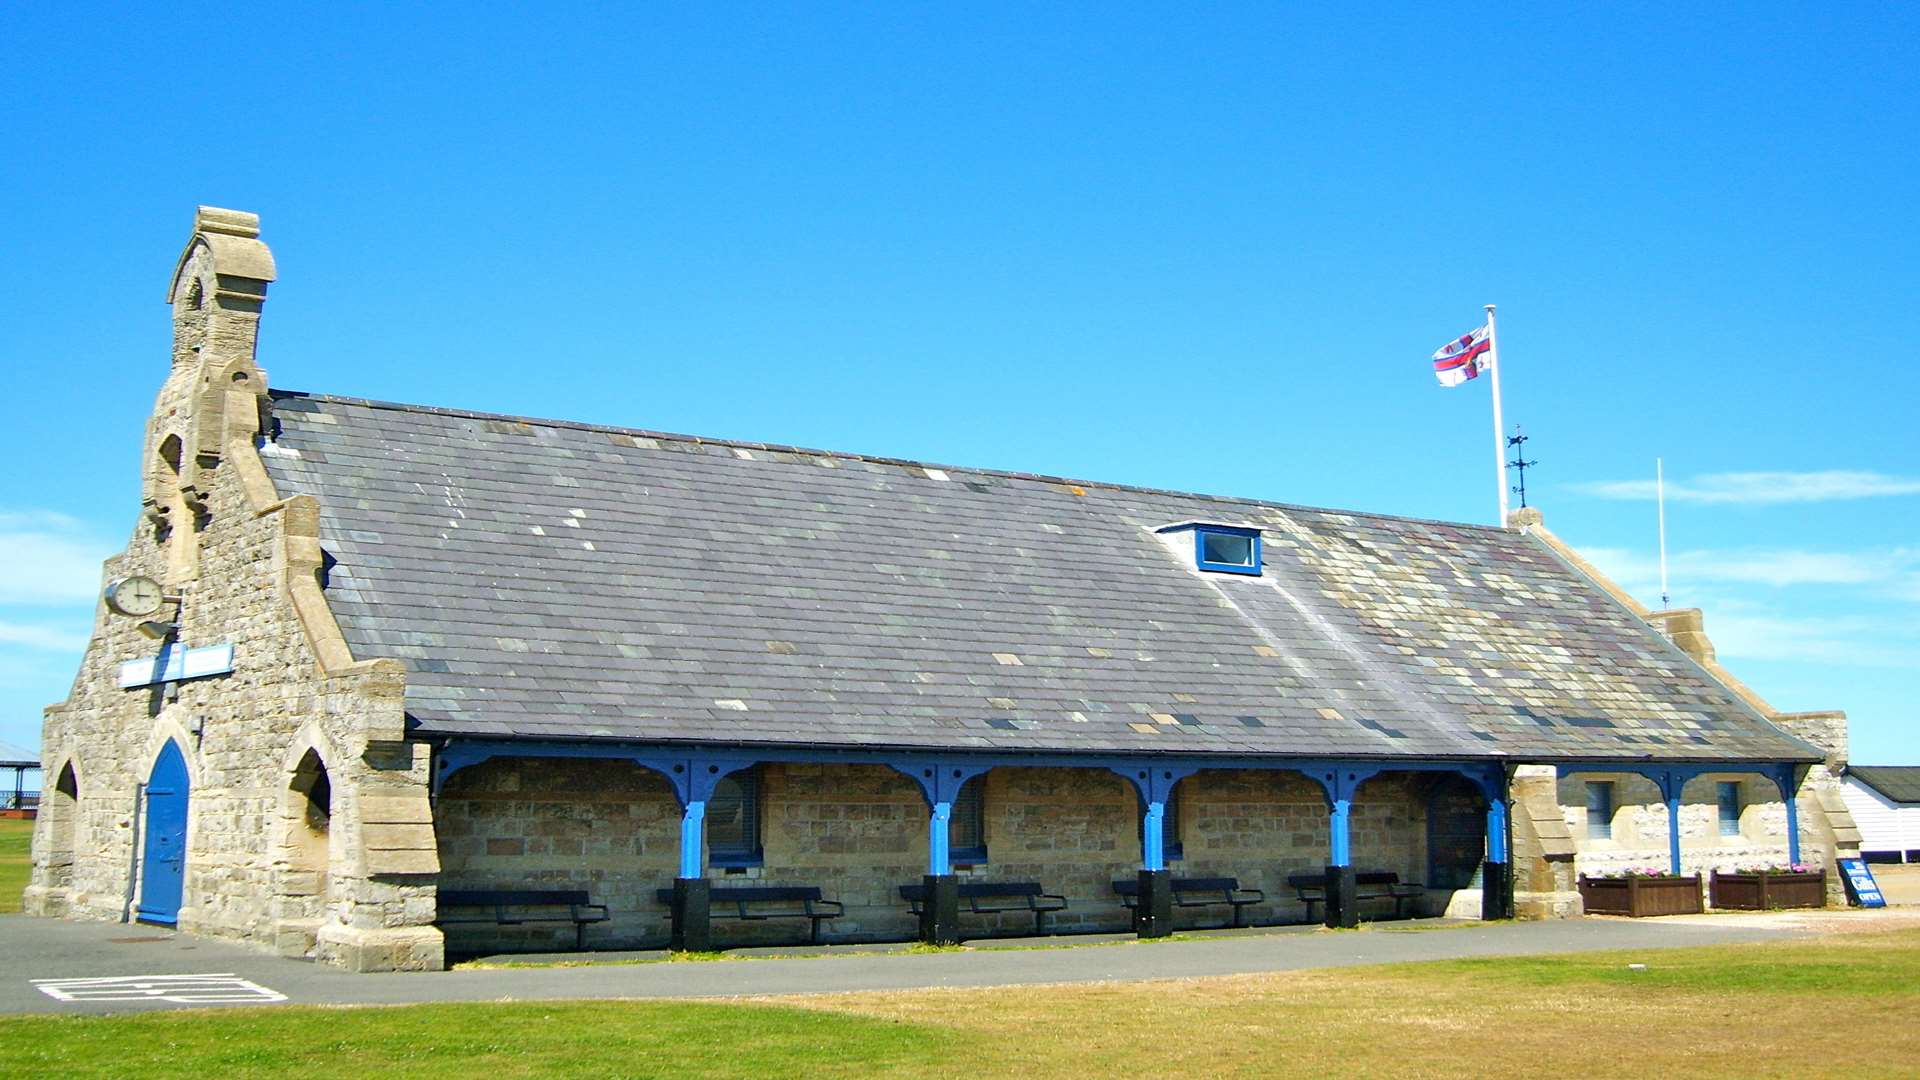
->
782 925 1920 1079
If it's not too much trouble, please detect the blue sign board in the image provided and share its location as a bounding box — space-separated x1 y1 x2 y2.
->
1837 858 1886 908
118 643 236 689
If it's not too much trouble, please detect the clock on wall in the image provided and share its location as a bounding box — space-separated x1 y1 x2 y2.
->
104 575 167 618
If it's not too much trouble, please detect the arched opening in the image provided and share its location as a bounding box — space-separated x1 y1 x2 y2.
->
283 748 335 916
1424 774 1488 890
43 763 79 890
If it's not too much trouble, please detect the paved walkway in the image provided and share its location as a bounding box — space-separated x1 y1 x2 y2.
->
0 912 1817 1016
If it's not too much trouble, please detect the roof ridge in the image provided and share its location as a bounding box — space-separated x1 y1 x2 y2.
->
268 389 1513 536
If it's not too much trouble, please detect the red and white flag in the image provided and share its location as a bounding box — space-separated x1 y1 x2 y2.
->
1432 326 1491 387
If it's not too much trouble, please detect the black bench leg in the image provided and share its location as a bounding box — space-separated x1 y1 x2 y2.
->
1233 904 1249 929
576 920 587 950
810 917 824 946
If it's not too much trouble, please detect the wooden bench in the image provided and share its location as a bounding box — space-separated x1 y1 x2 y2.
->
1287 871 1426 922
1111 876 1266 928
438 889 610 949
654 885 844 945
898 881 1069 936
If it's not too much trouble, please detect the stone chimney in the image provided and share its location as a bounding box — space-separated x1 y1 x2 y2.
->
1645 608 1715 664
145 207 276 582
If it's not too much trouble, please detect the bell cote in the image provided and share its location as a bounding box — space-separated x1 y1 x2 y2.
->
145 207 277 580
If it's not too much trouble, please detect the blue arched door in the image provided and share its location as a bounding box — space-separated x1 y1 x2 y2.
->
137 742 190 926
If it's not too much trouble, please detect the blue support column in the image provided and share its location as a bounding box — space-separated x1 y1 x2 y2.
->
663 754 757 953
1661 771 1685 876
893 761 990 945
1308 766 1377 929
1480 765 1513 920
1110 765 1194 939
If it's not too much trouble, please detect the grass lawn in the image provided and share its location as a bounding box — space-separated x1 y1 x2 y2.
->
0 818 30 914
0 926 1914 1078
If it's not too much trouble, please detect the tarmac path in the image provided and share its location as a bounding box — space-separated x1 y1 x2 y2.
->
0 912 1820 1016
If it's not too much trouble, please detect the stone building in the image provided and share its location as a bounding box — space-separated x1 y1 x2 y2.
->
25 208 1860 970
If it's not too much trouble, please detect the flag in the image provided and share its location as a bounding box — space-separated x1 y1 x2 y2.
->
1432 326 1491 387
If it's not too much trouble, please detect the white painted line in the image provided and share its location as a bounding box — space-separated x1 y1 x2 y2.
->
32 973 287 1005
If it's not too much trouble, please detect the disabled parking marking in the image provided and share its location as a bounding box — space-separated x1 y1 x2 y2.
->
32 973 288 1005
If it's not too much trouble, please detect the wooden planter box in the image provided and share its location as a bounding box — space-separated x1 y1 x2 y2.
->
1710 871 1826 911
1578 874 1703 917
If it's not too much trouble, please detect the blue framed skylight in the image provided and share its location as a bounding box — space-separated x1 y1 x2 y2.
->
1156 522 1263 575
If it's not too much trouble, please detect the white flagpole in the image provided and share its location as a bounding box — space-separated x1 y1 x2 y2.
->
1486 304 1509 525
1657 457 1670 610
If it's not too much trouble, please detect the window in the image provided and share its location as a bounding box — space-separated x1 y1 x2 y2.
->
1138 784 1184 861
1153 522 1264 575
1717 781 1741 837
1195 526 1261 575
1585 781 1614 840
951 775 987 864
708 768 763 867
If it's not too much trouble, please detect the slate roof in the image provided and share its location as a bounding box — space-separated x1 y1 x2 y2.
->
1849 766 1920 804
259 391 1818 765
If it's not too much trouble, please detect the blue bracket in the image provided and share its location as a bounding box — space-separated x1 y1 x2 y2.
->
1767 763 1805 865
1304 763 1382 868
1110 765 1198 871
1467 764 1512 864
890 760 993 876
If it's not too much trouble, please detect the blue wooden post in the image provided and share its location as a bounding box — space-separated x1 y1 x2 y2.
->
1481 767 1513 920
1142 801 1166 872
678 801 706 879
1329 798 1352 866
1662 771 1684 876
928 800 953 876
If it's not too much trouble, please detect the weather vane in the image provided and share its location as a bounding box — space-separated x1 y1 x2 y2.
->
1506 427 1538 509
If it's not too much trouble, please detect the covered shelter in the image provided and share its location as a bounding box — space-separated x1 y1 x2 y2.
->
24 207 1852 969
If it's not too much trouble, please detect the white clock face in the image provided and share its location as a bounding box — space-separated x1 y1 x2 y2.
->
106 576 165 618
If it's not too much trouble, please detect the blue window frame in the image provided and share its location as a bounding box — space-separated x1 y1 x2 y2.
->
708 767 763 867
951 774 988 864
1194 525 1262 575
1585 781 1614 840
1717 781 1741 837
1138 783 1184 861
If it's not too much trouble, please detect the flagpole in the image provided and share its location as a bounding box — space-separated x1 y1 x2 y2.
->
1657 458 1670 610
1486 304 1509 525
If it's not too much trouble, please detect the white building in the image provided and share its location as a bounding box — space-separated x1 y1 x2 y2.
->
1840 767 1920 863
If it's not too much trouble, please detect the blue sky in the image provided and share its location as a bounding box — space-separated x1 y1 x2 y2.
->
3 4 1915 765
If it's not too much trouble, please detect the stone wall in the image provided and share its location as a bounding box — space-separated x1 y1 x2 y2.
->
23 209 441 972
432 759 1445 954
